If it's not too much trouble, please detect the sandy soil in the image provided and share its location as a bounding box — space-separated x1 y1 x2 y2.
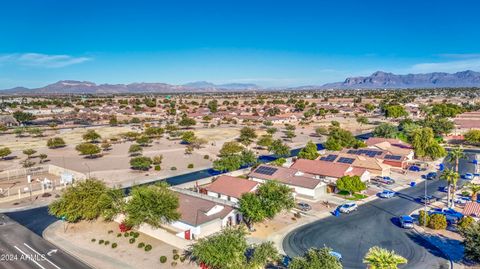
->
44 219 197 269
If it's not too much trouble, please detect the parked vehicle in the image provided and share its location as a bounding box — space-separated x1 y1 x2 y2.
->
338 202 358 214
378 190 395 198
464 173 474 180
399 215 414 229
439 186 448 192
425 172 437 180
329 251 343 262
409 165 421 172
419 195 437 204
297 202 312 212
454 196 472 205
429 208 464 221
372 176 395 185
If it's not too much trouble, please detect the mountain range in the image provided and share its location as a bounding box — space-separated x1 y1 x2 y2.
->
2 70 480 95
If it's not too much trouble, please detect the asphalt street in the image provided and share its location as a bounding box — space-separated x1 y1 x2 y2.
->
283 155 476 269
0 215 90 269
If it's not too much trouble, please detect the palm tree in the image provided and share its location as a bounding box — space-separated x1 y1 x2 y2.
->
446 146 465 173
363 246 407 269
440 168 460 208
467 183 480 202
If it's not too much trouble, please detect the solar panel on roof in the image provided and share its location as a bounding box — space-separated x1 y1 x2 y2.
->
347 150 357 154
324 154 338 162
255 166 278 175
338 157 355 164
385 155 402 160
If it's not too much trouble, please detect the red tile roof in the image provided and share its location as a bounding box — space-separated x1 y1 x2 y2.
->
248 165 323 189
205 175 258 199
291 159 366 178
463 202 480 217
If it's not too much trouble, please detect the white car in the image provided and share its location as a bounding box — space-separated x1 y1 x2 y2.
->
464 173 474 180
339 202 358 214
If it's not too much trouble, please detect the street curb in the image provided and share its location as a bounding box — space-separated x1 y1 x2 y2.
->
0 202 51 213
42 221 98 269
412 226 454 269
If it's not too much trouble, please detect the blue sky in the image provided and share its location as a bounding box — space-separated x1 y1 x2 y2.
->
1 0 480 88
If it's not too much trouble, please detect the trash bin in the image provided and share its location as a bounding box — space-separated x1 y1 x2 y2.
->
410 182 416 187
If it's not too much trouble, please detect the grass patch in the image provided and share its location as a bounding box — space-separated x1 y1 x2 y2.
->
337 191 368 201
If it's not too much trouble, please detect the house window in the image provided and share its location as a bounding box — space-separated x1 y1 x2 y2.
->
217 193 221 198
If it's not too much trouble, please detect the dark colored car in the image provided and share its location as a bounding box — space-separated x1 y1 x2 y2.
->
419 195 437 204
425 172 437 180
297 202 312 212
372 176 395 185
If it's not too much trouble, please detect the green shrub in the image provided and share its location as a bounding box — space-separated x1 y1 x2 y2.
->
160 256 167 263
172 249 178 255
117 233 122 237
144 244 152 251
203 155 209 160
124 232 129 237
132 232 139 238
173 254 179 260
129 238 135 244
459 216 475 229
428 214 447 230
108 230 113 234
111 243 117 248
91 238 96 242
171 167 177 171
171 261 177 267
138 242 145 248
187 163 194 169
104 241 110 245
154 165 161 171
179 256 186 262
462 191 471 197
418 210 430 226
99 239 104 244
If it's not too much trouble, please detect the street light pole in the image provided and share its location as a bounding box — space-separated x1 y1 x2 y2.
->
424 173 428 227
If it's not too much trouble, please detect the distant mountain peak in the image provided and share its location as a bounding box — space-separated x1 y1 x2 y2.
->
327 70 480 89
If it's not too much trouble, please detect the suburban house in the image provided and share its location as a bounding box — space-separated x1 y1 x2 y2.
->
248 164 327 199
169 192 239 240
0 115 19 126
321 152 391 176
454 111 480 133
290 159 370 193
363 137 414 168
204 175 259 204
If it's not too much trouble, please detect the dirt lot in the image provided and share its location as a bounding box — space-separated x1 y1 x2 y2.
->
44 219 197 269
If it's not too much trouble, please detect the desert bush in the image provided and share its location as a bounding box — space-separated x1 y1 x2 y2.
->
144 244 152 251
129 238 136 244
459 216 475 229
124 232 129 237
160 256 167 263
117 233 122 237
171 166 177 171
179 256 186 262
188 163 194 169
173 254 179 260
99 239 104 244
418 210 430 226
104 241 110 245
428 214 447 230
154 165 161 171
91 238 96 242
111 243 118 248
108 230 113 234
203 155 209 160
171 261 177 267
138 242 145 248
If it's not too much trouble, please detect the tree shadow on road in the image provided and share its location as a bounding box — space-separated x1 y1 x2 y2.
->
406 231 464 266
6 206 57 236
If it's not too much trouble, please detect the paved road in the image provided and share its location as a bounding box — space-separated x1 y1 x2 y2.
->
283 155 476 269
0 215 90 269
